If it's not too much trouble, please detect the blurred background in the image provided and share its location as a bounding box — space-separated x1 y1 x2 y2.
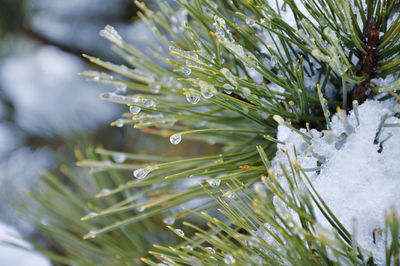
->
0 0 169 264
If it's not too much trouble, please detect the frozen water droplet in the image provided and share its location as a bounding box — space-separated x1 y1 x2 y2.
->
224 254 236 264
175 228 185 237
149 83 161 94
133 168 151 179
82 212 98 220
129 106 141 115
207 179 221 188
86 230 97 239
142 98 155 108
136 206 145 212
205 247 215 254
163 216 176 225
112 153 127 163
170 134 182 144
180 66 191 76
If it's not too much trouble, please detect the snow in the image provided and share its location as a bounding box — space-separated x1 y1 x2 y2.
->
0 46 118 136
0 222 51 266
0 147 53 234
272 99 400 264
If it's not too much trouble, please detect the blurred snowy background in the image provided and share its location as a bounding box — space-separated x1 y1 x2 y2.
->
0 0 161 264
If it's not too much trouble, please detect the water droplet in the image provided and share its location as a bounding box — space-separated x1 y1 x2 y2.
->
149 83 161 94
115 83 127 94
201 87 214 99
90 165 104 172
207 179 221 188
163 216 176 225
251 255 263 264
115 118 125 128
98 188 111 196
86 230 97 239
170 134 182 144
185 245 193 250
270 56 278 67
175 229 185 237
129 106 141 115
136 206 145 212
82 212 98 220
142 98 155 108
225 191 236 199
112 153 126 163
186 94 201 104
221 68 238 86
222 83 234 94
133 168 151 179
40 218 49 226
246 18 256 27
162 75 174 86
241 87 251 97
180 66 191 76
224 254 236 264
242 105 249 114
254 182 267 197
205 247 215 254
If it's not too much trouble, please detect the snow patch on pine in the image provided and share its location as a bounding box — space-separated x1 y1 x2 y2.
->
273 99 400 264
